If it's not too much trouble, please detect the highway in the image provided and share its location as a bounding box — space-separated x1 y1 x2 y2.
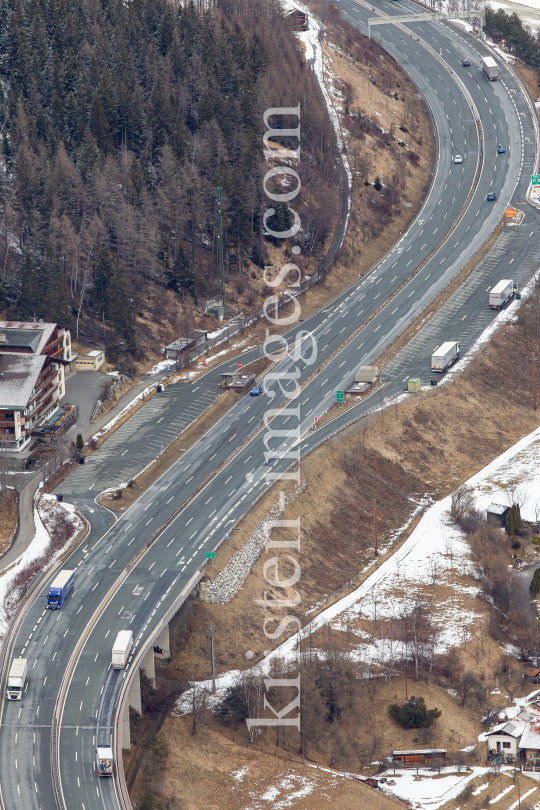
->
0 4 539 810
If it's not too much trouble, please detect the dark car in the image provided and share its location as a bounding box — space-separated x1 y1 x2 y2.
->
498 144 506 153
462 58 470 66
487 192 497 201
250 385 263 396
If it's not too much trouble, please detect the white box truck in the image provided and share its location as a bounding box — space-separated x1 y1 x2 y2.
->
482 56 499 80
112 630 133 669
6 658 27 700
489 279 514 309
96 745 114 777
431 341 460 373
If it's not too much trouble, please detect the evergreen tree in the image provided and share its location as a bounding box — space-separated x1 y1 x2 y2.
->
531 567 540 596
506 504 522 539
506 507 515 539
76 433 84 450
389 696 441 729
213 684 250 730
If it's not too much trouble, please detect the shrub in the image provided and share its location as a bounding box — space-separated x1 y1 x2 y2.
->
530 567 540 596
388 696 441 729
213 684 250 730
532 536 540 545
76 433 84 450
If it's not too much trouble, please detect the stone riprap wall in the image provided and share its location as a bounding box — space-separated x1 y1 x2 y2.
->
199 481 306 604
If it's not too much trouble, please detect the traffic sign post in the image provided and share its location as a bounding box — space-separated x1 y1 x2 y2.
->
205 552 216 559
532 176 540 201
336 390 344 403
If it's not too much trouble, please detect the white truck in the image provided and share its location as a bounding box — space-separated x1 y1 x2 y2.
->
6 658 27 700
431 341 460 373
96 745 114 777
489 279 514 309
482 56 499 80
112 630 133 670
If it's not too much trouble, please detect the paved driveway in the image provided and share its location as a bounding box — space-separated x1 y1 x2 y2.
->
60 370 110 438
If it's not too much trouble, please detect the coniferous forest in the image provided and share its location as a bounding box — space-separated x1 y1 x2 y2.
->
0 0 337 363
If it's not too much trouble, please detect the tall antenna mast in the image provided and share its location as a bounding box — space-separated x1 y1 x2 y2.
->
214 187 226 318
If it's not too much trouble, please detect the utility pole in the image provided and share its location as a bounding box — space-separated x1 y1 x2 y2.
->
374 499 379 557
214 187 226 318
534 353 537 411
207 622 219 693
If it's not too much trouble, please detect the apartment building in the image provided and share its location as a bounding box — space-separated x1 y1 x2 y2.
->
0 321 72 451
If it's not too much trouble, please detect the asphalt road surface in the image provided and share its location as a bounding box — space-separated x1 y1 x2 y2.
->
1 6 539 810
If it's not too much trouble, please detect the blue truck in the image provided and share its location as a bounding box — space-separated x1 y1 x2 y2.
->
47 569 75 609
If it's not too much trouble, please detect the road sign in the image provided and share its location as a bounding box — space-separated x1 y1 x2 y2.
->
532 175 540 185
225 533 229 540
336 390 344 403
205 552 216 559
312 415 319 422
506 208 517 218
167 366 171 373
238 362 242 368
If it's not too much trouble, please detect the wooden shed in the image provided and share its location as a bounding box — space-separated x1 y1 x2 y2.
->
392 749 447 766
486 503 510 529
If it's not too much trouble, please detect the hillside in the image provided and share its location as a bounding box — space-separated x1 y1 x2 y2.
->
122 262 540 809
0 0 434 373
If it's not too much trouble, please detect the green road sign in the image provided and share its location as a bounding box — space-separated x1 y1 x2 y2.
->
532 175 540 185
336 390 344 403
205 552 216 559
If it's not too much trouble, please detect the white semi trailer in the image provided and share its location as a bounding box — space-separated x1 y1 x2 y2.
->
96 745 114 777
431 342 460 373
6 658 27 700
489 279 514 309
112 630 133 669
482 56 499 80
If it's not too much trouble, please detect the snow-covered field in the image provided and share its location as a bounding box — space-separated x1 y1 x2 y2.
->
380 766 482 809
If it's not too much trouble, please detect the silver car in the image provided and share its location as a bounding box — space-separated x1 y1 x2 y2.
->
454 154 463 164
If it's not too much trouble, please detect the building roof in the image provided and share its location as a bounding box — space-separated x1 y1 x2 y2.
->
0 328 43 353
0 353 47 409
519 722 540 750
486 719 526 738
0 321 57 355
87 350 103 357
165 338 190 352
487 503 510 515
392 749 446 756
526 669 540 677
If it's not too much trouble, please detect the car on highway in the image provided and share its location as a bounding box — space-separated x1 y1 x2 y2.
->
454 154 463 164
250 385 263 396
461 57 470 66
498 144 505 153
487 192 497 201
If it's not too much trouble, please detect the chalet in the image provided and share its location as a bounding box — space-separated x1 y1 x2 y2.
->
485 706 540 764
524 668 540 685
391 749 447 766
286 8 308 30
0 321 71 451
